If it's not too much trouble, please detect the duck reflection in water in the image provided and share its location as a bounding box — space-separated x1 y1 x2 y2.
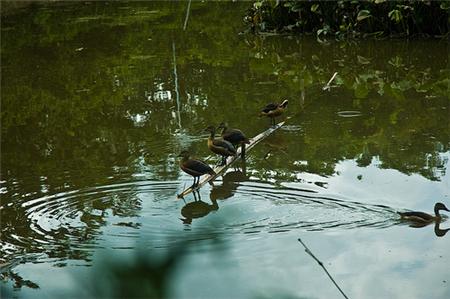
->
210 165 248 201
180 163 248 224
398 202 450 237
180 190 218 224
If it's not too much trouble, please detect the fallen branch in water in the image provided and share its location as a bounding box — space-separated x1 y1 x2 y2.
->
177 118 289 198
323 72 338 91
298 237 349 299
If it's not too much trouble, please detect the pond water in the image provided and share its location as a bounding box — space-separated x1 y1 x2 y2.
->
1 2 449 298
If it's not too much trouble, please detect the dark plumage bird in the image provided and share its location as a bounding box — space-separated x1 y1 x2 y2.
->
217 122 250 158
178 150 216 188
205 125 237 166
397 202 450 226
260 99 288 126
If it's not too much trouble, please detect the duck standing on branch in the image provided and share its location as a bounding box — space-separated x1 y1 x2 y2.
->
205 125 237 166
397 202 450 227
178 150 216 188
260 99 288 126
217 122 250 159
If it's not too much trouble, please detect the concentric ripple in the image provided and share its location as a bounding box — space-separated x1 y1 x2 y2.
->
174 179 400 238
0 179 180 263
1 175 402 263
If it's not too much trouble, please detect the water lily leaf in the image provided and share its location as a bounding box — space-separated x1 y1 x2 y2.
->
357 10 371 22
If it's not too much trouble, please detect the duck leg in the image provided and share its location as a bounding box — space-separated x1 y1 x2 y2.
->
220 156 227 166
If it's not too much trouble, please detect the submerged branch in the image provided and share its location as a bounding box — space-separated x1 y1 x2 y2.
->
298 238 349 299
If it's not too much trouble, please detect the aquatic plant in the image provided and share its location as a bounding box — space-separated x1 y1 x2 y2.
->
245 0 449 37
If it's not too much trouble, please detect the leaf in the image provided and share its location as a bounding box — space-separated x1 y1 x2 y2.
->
353 81 369 99
357 10 371 22
253 2 262 9
374 0 386 3
357 55 370 65
440 2 450 10
311 4 319 13
388 9 402 23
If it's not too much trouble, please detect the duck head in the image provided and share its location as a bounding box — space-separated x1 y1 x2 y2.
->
178 150 190 159
217 122 228 130
204 125 216 136
279 99 289 108
434 202 450 215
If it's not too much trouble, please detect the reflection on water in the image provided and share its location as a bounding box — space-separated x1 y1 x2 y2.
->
180 191 218 224
1 1 449 298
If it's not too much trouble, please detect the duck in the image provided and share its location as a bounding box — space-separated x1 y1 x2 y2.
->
260 99 288 126
178 150 216 188
397 202 450 226
205 125 237 166
217 122 250 158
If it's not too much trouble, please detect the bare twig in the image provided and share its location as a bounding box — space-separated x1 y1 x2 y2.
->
183 0 192 31
298 238 349 299
323 72 338 91
172 41 181 129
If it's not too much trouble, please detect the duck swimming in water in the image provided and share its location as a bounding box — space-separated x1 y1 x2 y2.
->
178 151 216 188
397 202 450 226
260 99 288 126
205 125 237 166
217 122 250 158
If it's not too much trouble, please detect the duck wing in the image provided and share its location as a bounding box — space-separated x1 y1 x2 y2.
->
261 103 278 113
398 211 434 222
212 138 236 154
182 159 215 175
223 129 247 144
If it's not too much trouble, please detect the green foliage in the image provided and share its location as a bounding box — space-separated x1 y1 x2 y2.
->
245 0 449 37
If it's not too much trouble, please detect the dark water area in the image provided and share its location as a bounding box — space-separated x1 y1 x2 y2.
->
1 2 449 298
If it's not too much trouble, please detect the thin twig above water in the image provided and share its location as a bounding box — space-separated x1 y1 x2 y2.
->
298 237 349 299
